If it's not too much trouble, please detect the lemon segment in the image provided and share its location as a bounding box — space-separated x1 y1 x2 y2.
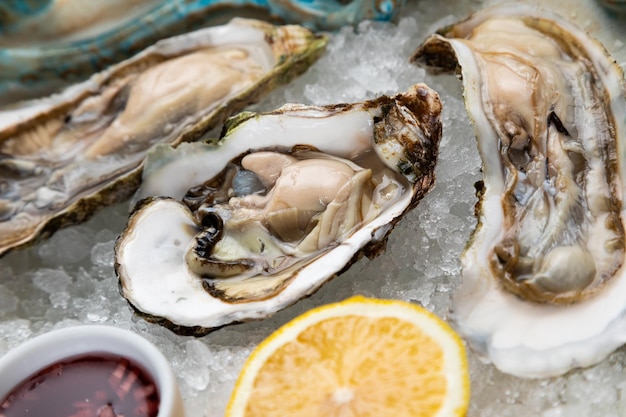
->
226 296 470 417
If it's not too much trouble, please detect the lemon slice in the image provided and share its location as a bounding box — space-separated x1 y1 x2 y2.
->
226 296 470 417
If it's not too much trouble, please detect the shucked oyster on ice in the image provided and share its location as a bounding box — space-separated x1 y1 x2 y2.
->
413 4 626 377
115 84 442 335
0 18 326 257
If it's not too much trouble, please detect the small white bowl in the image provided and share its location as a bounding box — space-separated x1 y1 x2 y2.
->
0 325 185 417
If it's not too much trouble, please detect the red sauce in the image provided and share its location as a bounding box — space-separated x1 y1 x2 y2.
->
0 353 159 417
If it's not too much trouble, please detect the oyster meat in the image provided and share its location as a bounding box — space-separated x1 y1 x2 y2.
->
115 84 442 335
0 18 326 257
413 4 626 377
0 0 405 104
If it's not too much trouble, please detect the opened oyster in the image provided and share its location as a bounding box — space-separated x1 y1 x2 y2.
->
115 84 442 335
0 0 405 104
0 19 326 257
413 4 626 377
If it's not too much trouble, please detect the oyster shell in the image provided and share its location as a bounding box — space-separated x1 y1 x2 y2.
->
413 4 626 377
115 84 442 335
0 0 406 105
0 18 326 257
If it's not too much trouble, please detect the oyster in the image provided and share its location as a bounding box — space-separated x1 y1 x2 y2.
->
115 84 442 335
0 0 406 104
413 4 626 377
0 19 326 257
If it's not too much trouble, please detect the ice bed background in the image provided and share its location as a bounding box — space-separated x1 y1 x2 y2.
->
1 0 626 416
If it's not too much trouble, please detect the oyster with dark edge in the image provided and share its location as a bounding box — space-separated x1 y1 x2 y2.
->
413 4 626 377
115 84 442 335
0 18 326 257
